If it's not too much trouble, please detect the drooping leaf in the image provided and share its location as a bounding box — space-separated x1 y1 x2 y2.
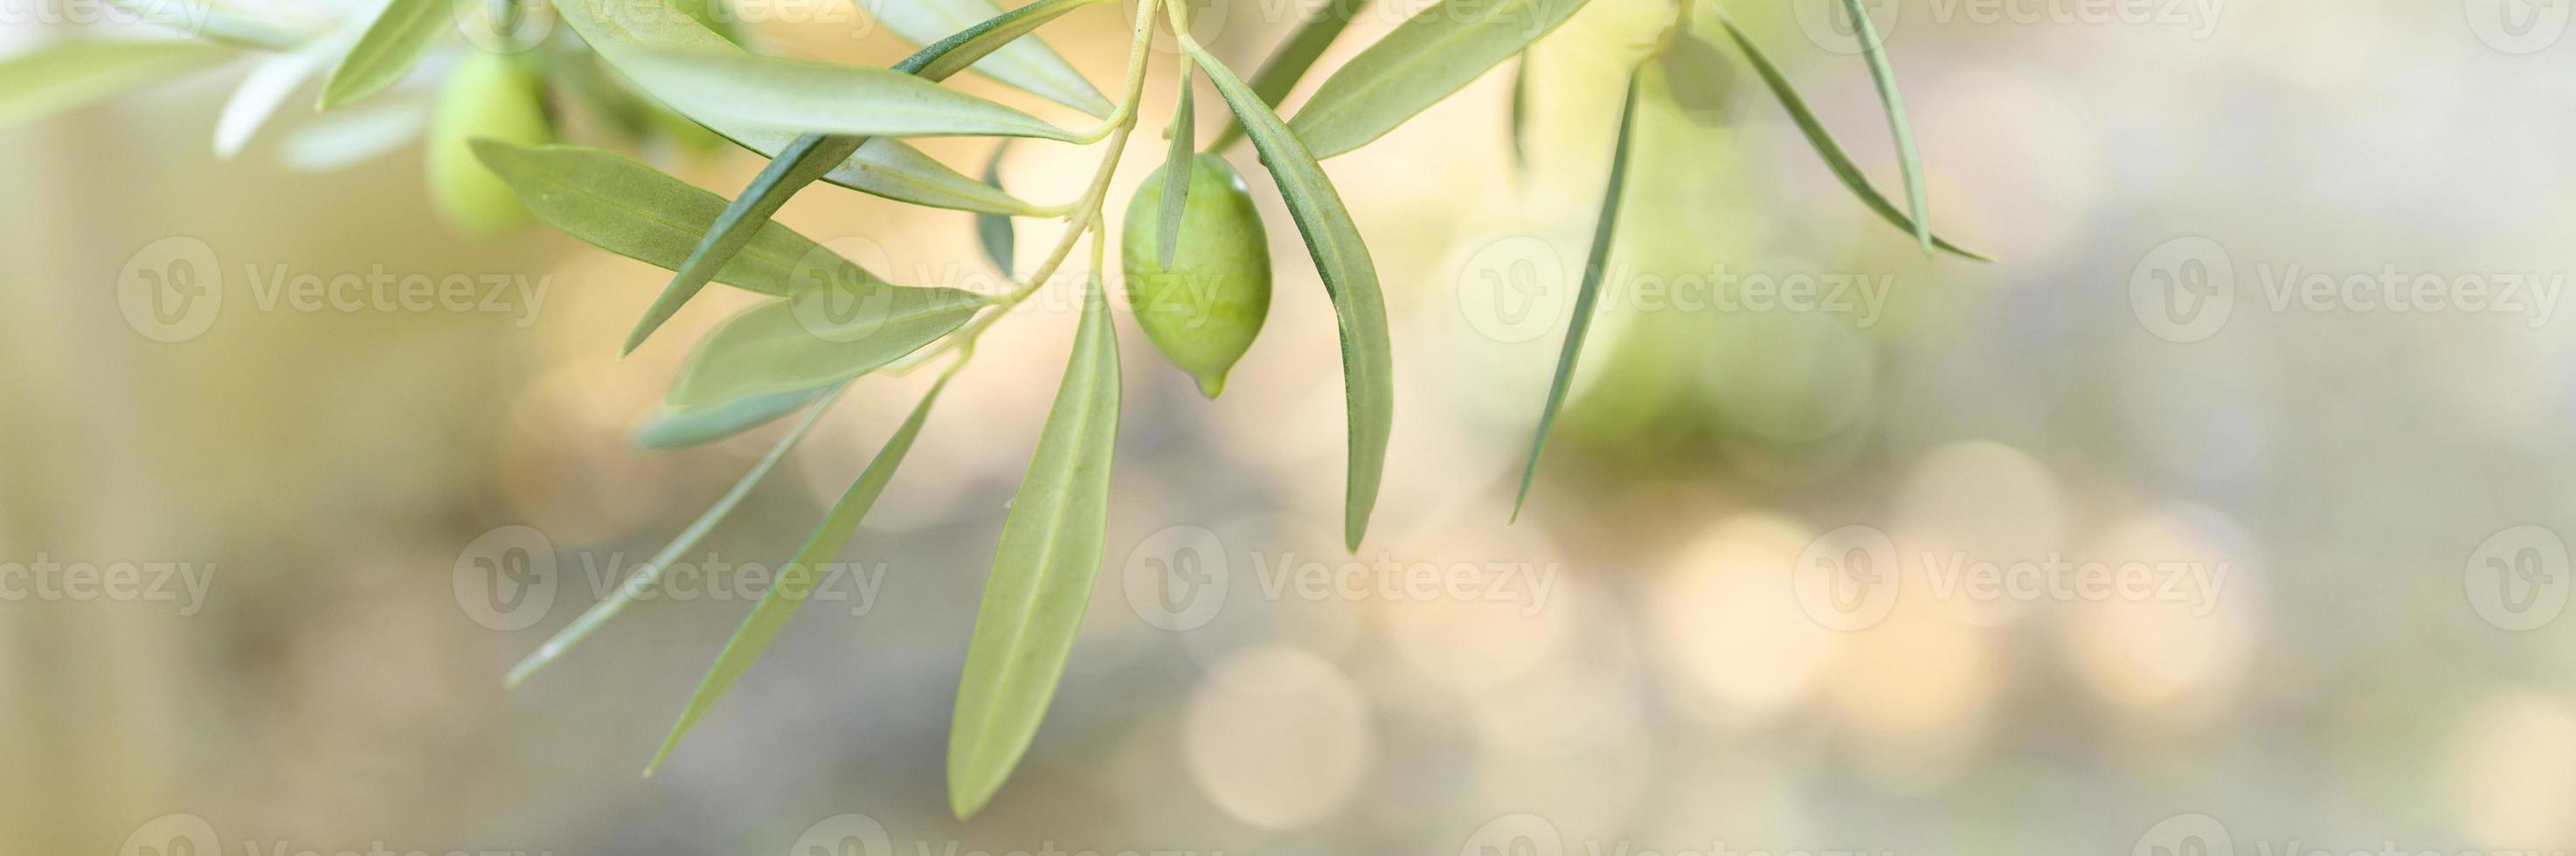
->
474 142 884 296
104 0 315 50
0 39 236 127
857 0 1112 116
1513 66 1639 520
1285 0 1589 159
546 0 1056 214
506 383 849 688
648 373 952 774
1506 50 1531 174
571 0 1091 352
948 275 1119 818
635 383 831 449
1154 65 1195 269
317 0 449 109
214 39 331 158
1836 0 1930 254
615 48 1079 142
1707 10 1989 261
1188 41 1390 549
1205 0 1365 151
665 284 982 409
975 142 1017 275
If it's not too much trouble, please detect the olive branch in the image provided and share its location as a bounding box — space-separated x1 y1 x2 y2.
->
3 0 1987 816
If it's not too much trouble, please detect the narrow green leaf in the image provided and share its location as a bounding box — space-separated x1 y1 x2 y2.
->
1707 10 1989 261
506 383 849 688
949 275 1119 818
1188 40 1390 549
473 141 884 297
547 0 1057 214
666 283 981 409
647 373 952 775
1205 0 1366 152
1837 0 1931 255
1154 66 1195 269
0 39 236 127
975 142 1017 275
616 48 1079 142
1513 67 1639 521
318 0 449 109
635 383 830 449
566 0 1092 352
859 0 1113 116
1285 0 1589 159
214 38 331 158
1506 50 1531 175
105 0 315 50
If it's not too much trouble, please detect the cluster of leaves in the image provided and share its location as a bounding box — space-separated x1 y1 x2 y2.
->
3 0 1986 816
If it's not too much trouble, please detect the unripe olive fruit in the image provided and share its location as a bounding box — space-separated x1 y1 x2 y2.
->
427 51 553 236
1120 154 1271 397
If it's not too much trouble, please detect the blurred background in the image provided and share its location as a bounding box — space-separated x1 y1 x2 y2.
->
9 0 2576 853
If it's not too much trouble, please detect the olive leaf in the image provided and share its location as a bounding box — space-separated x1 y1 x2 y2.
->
614 48 1080 142
1154 65 1195 269
634 384 830 449
546 0 1056 215
214 38 333 158
1513 66 1640 520
1205 0 1366 152
506 383 851 687
1186 40 1391 549
949 275 1118 819
585 0 1096 353
647 372 952 775
857 0 1112 116
975 142 1017 275
471 141 883 297
0 39 236 127
1707 10 1989 261
317 0 449 109
1507 51 1532 174
665 283 983 409
1837 0 1931 255
1286 0 1589 159
105 0 315 50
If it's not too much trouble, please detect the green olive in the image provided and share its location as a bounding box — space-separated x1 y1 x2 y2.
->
427 51 553 236
1120 154 1272 397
